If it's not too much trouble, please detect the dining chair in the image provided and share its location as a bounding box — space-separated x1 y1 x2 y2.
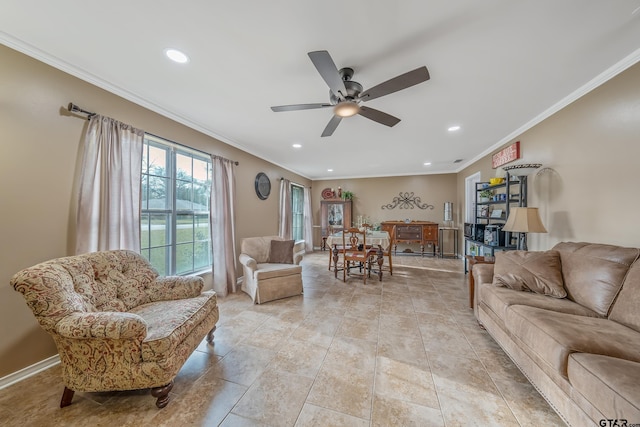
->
328 224 351 271
362 223 393 276
334 227 376 284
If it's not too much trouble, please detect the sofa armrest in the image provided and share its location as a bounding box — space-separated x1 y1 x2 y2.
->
293 240 305 265
473 263 495 287
56 312 147 340
239 253 257 271
147 276 204 301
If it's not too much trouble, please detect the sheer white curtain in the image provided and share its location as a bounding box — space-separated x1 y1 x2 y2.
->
303 186 314 252
278 178 292 239
76 115 144 254
210 156 237 296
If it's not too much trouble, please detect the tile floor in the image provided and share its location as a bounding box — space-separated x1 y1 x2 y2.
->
0 251 565 426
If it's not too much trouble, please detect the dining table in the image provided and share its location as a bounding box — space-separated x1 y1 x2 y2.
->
325 230 391 274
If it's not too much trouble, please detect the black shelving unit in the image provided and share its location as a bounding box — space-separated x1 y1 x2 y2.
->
464 172 528 270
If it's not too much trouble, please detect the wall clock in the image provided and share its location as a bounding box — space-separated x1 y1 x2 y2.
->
254 172 271 200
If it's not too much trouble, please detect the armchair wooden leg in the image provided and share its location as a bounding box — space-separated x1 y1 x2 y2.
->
206 325 217 343
151 381 174 408
60 387 75 408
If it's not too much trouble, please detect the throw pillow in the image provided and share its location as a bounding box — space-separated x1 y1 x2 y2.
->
492 250 566 298
267 239 295 264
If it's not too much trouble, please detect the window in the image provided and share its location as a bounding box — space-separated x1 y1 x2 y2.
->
140 135 212 275
291 184 304 241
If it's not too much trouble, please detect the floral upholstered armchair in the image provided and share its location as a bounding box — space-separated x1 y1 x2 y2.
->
11 250 219 408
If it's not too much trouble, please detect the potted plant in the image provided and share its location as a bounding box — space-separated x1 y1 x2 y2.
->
479 189 492 202
342 190 354 200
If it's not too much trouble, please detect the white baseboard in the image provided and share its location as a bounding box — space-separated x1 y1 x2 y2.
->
0 355 60 390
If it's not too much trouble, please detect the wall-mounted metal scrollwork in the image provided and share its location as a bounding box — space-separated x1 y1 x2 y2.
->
381 192 434 210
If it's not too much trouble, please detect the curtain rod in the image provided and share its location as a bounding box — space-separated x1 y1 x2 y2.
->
66 102 239 166
68 102 96 118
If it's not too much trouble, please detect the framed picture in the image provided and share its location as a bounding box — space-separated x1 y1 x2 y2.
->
479 205 489 218
320 199 352 236
491 209 503 218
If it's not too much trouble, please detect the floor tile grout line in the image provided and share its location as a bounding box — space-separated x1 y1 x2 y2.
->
368 276 385 426
290 280 355 426
413 276 449 427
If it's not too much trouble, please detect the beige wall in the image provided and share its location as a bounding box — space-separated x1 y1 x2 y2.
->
0 45 309 377
457 61 640 252
311 175 458 251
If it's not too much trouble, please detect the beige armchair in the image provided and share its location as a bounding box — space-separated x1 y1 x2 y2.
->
10 250 219 409
239 236 305 304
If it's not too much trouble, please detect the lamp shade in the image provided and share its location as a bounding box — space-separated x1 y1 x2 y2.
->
503 207 547 233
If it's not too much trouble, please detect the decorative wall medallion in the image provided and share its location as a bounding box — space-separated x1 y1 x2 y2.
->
321 188 335 199
254 172 271 200
381 192 434 210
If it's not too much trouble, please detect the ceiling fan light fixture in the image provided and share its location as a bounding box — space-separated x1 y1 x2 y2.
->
334 101 360 117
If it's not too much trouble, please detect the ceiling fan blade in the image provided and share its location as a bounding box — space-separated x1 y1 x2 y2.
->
308 50 347 99
359 66 430 102
321 115 342 137
358 106 401 127
271 103 332 112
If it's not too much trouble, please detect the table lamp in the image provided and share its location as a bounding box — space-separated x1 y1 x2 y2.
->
502 207 547 250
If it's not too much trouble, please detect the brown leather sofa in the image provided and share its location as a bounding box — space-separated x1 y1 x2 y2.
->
473 242 640 426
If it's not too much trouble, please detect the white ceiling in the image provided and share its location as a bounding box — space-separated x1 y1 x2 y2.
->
2 1 639 180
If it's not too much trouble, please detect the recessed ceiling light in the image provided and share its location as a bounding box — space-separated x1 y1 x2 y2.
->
327 168 333 172
448 125 461 132
423 162 432 166
164 48 189 64
292 143 302 148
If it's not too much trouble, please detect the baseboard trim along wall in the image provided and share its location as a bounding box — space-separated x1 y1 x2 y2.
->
0 355 60 390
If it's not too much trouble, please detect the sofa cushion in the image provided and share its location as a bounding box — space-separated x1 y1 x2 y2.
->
568 353 640 421
267 239 295 264
492 250 566 297
553 242 640 316
147 276 204 302
241 236 282 263
609 260 640 333
254 263 302 280
480 285 598 322
132 290 217 362
505 305 640 377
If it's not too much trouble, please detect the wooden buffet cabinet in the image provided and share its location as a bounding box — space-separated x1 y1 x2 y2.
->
381 221 439 256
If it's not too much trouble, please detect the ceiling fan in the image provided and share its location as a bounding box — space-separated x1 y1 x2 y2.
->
270 50 430 137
